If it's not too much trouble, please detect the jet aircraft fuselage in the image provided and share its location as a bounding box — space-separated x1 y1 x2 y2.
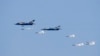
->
41 25 61 31
15 20 35 26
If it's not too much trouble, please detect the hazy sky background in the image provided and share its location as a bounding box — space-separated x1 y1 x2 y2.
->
0 0 100 56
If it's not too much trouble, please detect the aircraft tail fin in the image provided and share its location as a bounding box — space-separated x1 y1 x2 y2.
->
29 20 35 23
57 25 61 28
32 20 35 22
55 25 61 29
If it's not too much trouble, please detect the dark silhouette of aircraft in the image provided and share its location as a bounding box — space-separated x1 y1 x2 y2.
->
15 20 35 26
41 25 61 31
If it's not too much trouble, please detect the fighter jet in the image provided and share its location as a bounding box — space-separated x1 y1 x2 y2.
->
66 34 75 38
86 41 96 46
73 42 85 47
41 25 61 31
15 20 35 26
